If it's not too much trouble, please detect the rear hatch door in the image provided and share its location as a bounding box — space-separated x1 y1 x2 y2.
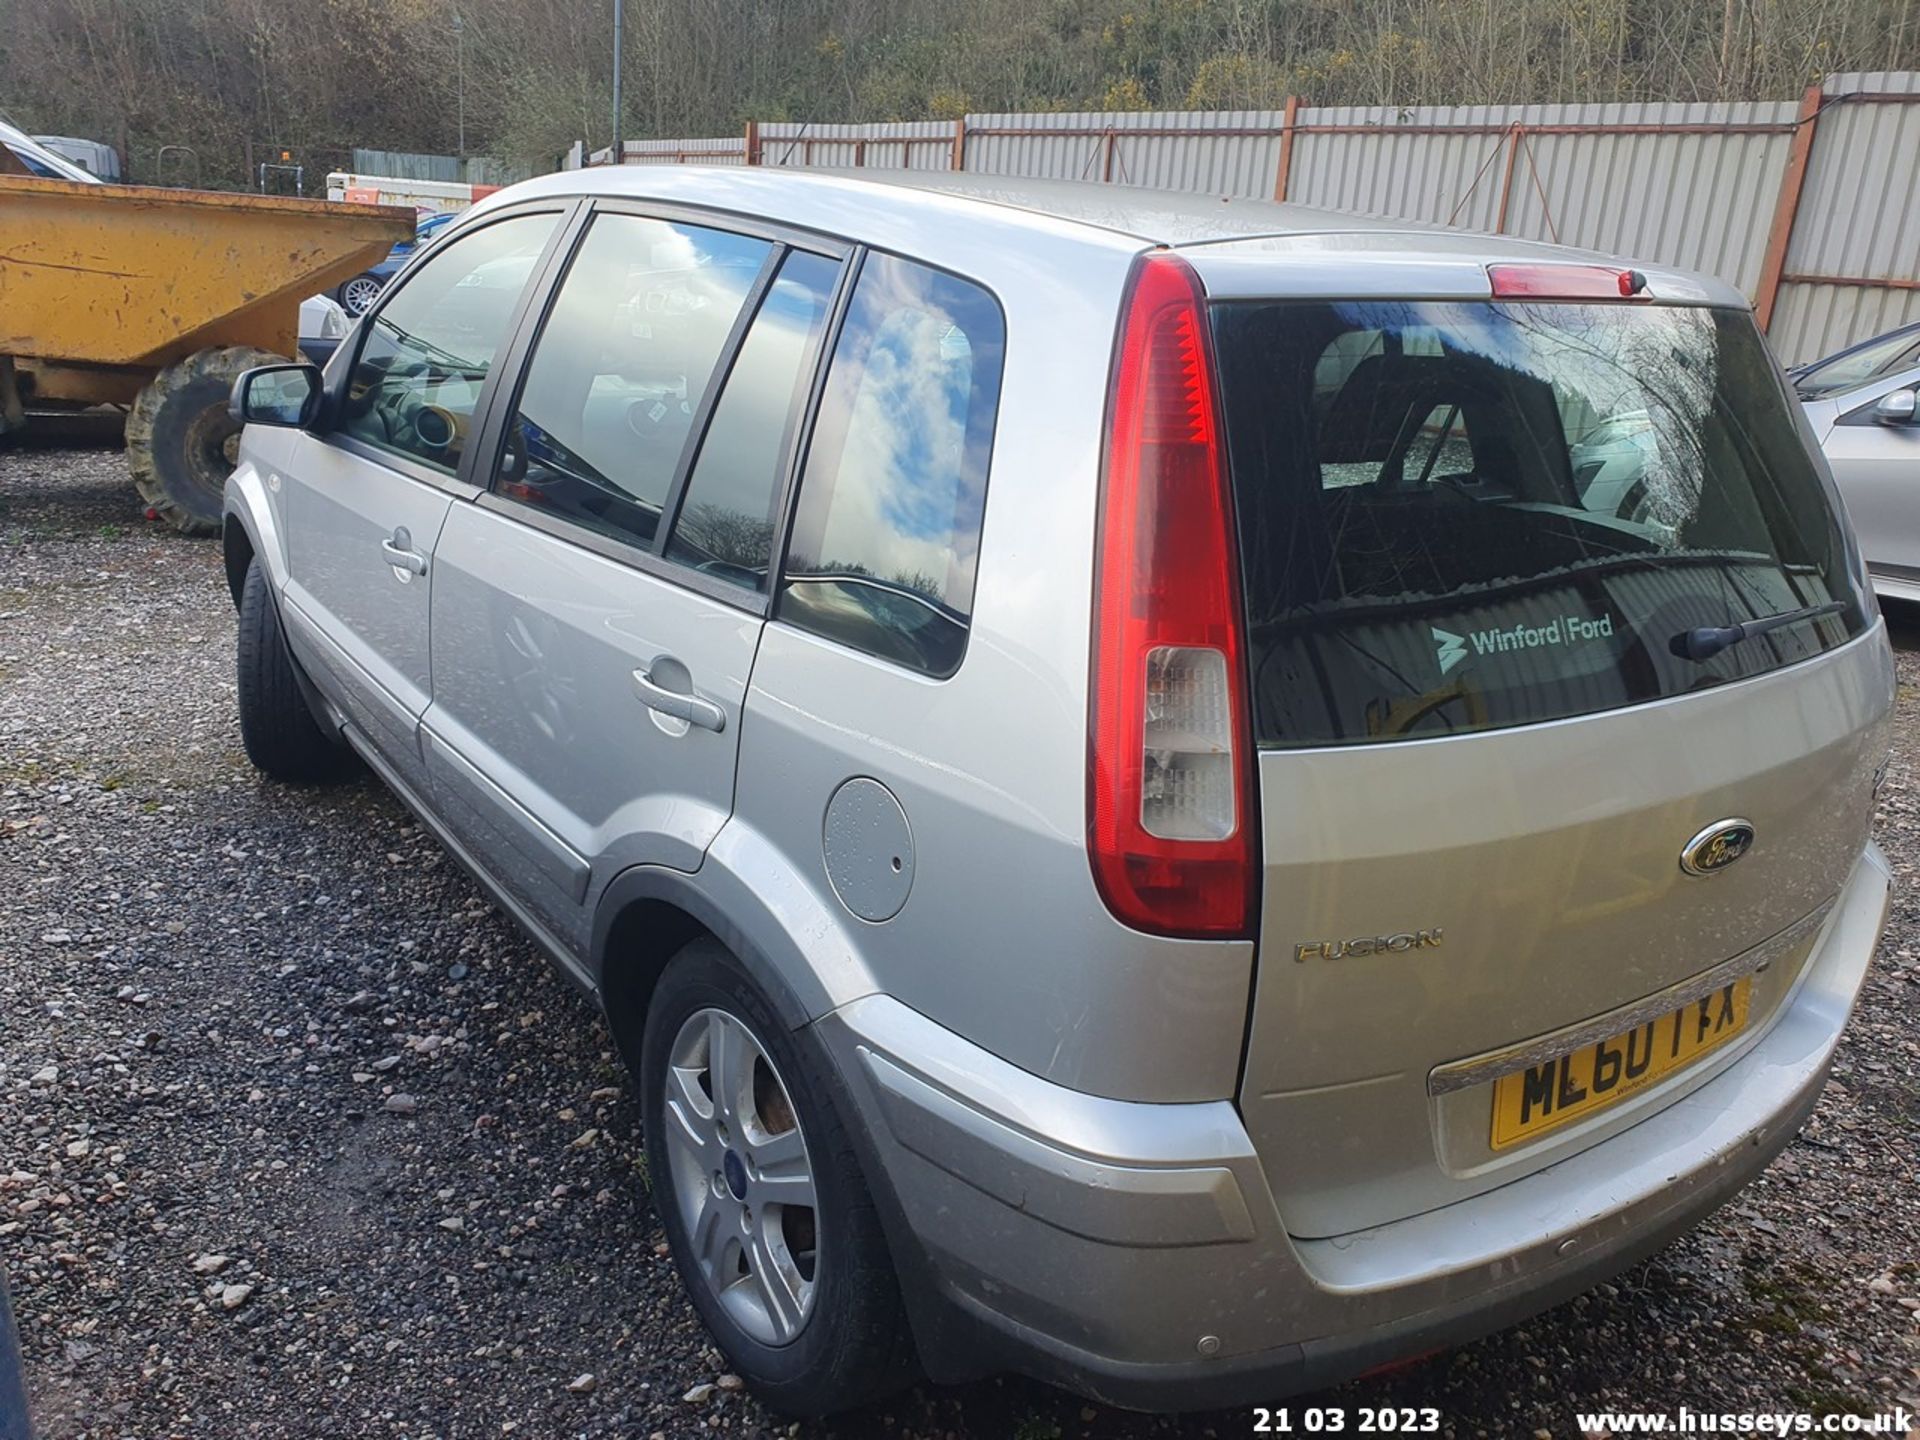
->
1204 276 1889 1237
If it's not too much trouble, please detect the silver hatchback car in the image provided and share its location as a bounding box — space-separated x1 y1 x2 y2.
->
223 168 1894 1416
1793 322 1920 603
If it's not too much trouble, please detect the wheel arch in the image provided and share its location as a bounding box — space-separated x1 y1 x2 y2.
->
224 488 339 744
221 513 255 610
590 863 846 1072
594 861 973 1395
221 449 289 610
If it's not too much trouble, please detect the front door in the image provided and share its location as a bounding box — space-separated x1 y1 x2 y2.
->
279 209 566 790
421 208 845 947
1823 369 1920 586
278 208 564 791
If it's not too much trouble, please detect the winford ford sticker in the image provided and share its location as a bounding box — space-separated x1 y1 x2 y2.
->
1432 614 1616 675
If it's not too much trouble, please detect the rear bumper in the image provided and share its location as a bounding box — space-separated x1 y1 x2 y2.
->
1866 565 1920 607
816 843 1890 1412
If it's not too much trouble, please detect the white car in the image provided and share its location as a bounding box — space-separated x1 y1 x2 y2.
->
296 294 354 366
29 133 120 180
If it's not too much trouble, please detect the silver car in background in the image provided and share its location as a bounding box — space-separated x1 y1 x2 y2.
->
1795 322 1920 602
221 169 1893 1416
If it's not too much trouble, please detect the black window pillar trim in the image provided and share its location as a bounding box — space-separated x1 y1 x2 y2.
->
767 245 869 618
650 241 789 556
461 197 596 500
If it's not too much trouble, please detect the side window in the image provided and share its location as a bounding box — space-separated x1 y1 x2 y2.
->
777 254 1005 678
493 213 772 550
340 213 559 474
665 250 841 592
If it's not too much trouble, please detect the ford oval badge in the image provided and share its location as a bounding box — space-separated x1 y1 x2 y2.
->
1680 819 1756 877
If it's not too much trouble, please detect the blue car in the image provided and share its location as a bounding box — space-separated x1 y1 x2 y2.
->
335 210 458 316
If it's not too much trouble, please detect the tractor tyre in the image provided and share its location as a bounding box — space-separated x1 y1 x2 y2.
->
126 346 284 535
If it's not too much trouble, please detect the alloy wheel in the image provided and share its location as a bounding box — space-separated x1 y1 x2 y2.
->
342 276 382 315
661 1007 818 1345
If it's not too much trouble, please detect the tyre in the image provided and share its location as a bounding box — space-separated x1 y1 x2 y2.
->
236 558 352 783
339 273 383 316
641 939 915 1415
126 346 284 535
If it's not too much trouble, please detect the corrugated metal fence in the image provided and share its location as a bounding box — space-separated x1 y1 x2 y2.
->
581 72 1920 363
1771 72 1920 361
352 147 537 187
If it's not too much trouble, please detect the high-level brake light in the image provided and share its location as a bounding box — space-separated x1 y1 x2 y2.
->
1488 263 1650 299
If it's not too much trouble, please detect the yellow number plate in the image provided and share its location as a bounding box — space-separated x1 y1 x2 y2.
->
1490 977 1752 1150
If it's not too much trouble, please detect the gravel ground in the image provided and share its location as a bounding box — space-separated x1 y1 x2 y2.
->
2 445 1917 1440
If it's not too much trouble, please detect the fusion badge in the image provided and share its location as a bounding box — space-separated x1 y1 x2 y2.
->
1293 929 1444 962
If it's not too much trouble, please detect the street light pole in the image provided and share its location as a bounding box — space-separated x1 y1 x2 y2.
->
611 0 623 164
452 12 466 157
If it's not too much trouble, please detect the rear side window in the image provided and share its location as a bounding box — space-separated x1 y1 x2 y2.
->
1211 300 1867 748
778 253 1005 678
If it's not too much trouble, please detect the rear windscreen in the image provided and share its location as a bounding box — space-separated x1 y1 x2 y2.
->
1211 300 1868 748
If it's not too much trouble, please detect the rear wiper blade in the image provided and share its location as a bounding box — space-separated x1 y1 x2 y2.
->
1669 600 1848 662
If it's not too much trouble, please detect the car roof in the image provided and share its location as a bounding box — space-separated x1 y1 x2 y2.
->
501 162 1492 246
476 165 1750 308
806 168 1427 245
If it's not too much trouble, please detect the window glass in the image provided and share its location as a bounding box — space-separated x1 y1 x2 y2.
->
7 146 59 177
339 213 558 474
665 250 840 592
778 254 1005 677
1211 300 1867 748
1792 326 1920 401
493 214 772 550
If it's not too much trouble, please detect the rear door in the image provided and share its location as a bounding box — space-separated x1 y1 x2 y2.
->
420 206 847 950
1821 367 1920 585
1208 290 1889 1237
278 207 566 790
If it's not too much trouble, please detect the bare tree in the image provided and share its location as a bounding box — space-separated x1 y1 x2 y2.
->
3 0 1914 186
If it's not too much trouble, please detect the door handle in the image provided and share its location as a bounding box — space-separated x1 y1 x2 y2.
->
381 526 428 577
631 657 726 734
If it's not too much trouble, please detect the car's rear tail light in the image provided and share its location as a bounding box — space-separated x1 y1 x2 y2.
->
1143 646 1235 840
1487 263 1649 299
1088 251 1257 940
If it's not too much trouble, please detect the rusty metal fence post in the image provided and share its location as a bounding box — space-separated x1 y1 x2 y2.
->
1754 84 1823 333
1272 95 1299 202
1494 124 1525 233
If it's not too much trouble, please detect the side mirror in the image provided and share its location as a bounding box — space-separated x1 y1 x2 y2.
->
229 363 321 428
1872 388 1918 426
